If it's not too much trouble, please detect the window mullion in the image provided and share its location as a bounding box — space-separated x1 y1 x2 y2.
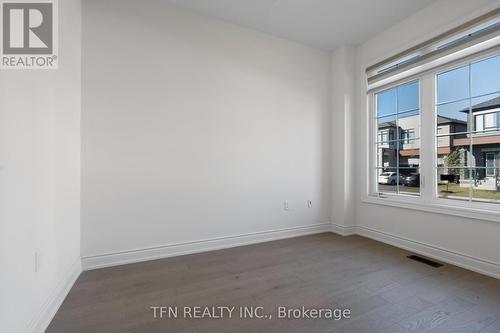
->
420 74 435 202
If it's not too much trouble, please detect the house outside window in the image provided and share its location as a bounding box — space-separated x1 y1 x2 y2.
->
376 81 420 195
371 53 500 208
436 55 500 200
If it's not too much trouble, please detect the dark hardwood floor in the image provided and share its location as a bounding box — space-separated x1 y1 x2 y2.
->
47 233 500 333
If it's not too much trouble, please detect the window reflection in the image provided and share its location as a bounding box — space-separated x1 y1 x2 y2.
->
376 81 420 195
436 55 500 203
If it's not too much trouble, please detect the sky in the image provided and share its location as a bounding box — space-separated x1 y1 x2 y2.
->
377 55 500 124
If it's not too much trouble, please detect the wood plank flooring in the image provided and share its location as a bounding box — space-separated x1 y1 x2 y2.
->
47 233 500 333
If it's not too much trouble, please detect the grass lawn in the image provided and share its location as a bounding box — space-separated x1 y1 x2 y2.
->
438 183 500 201
394 183 500 201
381 183 500 202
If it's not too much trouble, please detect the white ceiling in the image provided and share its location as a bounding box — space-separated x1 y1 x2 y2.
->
164 0 436 50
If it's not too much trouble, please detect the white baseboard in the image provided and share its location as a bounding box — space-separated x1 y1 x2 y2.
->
356 225 500 280
331 223 356 236
24 259 82 333
82 222 331 270
81 220 499 284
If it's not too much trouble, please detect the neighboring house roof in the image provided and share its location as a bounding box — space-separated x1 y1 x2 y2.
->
460 95 500 113
378 121 396 129
437 115 466 125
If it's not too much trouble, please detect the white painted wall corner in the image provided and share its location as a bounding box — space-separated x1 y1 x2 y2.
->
24 260 82 333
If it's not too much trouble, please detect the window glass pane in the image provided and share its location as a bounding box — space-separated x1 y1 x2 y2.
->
377 88 397 117
471 141 500 173
376 144 398 168
437 65 470 104
376 81 419 197
398 109 419 118
437 136 451 160
471 92 500 107
472 186 500 203
484 113 496 129
398 81 419 112
470 92 500 135
472 167 500 203
436 100 469 133
377 115 397 143
437 138 470 168
401 129 416 144
400 168 420 196
471 55 500 98
437 168 471 201
377 168 398 194
475 114 484 133
436 55 500 204
398 111 420 141
399 138 420 196
399 139 420 164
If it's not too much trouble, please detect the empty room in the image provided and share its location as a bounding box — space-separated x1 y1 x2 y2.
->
2 0 500 332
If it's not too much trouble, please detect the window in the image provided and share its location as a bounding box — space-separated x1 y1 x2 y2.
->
484 112 497 129
375 81 420 196
474 110 500 133
436 55 500 203
367 10 500 219
378 129 394 143
371 52 500 207
475 114 484 132
401 129 415 144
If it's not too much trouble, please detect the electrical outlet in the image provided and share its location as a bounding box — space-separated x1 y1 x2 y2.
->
307 200 312 208
284 200 289 210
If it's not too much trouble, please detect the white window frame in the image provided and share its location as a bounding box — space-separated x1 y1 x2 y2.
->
365 48 500 223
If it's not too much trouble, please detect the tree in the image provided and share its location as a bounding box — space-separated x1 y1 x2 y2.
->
443 148 464 179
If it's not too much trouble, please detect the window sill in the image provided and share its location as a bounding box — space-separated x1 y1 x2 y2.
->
362 194 500 223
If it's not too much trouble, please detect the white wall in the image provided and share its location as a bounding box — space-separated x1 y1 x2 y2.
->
354 0 500 275
81 0 331 261
0 0 81 332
